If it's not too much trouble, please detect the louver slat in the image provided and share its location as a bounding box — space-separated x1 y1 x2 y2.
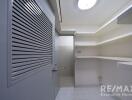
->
8 0 53 86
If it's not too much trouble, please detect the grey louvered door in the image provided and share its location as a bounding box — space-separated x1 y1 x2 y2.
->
8 0 53 86
0 0 55 100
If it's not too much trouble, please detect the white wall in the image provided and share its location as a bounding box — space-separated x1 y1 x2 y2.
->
75 34 100 56
75 34 98 46
98 25 132 43
75 46 100 56
58 36 74 77
100 36 132 57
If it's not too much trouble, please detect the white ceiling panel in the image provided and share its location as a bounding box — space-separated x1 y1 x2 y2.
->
59 0 132 34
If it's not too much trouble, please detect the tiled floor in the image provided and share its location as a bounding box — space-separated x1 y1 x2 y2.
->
56 77 115 100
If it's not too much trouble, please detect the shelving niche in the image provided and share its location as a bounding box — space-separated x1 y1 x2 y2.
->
75 8 132 87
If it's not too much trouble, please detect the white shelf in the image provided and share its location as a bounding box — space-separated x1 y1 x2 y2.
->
76 56 132 62
118 62 132 66
76 56 99 59
75 32 132 47
117 62 132 69
97 32 132 45
95 3 132 34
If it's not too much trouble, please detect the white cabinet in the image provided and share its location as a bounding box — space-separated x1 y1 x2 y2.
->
75 58 99 86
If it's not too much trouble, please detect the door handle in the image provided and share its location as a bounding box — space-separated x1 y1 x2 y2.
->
52 69 58 72
52 68 58 72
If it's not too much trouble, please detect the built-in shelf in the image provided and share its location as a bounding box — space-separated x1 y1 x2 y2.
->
97 32 132 45
95 3 132 34
75 32 132 47
76 56 132 62
118 62 132 66
117 62 132 69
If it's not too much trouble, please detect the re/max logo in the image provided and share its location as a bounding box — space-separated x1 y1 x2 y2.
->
101 85 132 93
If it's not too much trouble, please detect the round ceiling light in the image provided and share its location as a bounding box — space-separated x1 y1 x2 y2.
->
78 0 97 10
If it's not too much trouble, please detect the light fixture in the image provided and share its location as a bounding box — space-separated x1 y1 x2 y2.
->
78 0 97 10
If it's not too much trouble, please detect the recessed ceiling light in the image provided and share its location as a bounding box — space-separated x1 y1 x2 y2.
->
78 0 97 10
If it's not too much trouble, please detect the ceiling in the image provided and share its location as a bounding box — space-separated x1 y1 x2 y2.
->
58 0 132 34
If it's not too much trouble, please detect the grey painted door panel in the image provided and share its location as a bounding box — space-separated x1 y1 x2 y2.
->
0 0 57 100
8 0 53 86
1 67 54 100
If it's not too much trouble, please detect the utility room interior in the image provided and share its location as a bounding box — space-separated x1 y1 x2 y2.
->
0 0 132 100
